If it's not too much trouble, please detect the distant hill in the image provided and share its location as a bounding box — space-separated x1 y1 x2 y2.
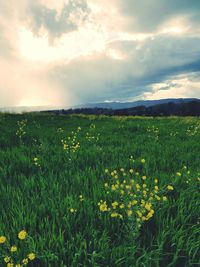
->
1 98 199 114
113 100 200 116
78 98 199 110
44 99 200 116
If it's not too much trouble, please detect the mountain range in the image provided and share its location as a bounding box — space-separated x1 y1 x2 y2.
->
1 98 199 113
77 98 199 110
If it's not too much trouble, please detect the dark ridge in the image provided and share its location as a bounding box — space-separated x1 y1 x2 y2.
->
42 100 200 116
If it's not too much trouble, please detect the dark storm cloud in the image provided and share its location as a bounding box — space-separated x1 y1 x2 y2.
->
48 31 200 102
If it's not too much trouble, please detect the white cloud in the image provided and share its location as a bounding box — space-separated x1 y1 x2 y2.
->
18 26 107 62
143 73 200 100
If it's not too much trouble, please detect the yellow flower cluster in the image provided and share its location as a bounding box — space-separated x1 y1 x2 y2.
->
16 120 27 140
86 124 100 143
57 127 64 133
61 127 81 154
79 195 84 201
174 165 194 185
129 156 135 163
186 122 200 136
33 157 40 167
146 125 160 140
98 159 170 228
98 201 108 212
69 208 77 213
0 230 36 267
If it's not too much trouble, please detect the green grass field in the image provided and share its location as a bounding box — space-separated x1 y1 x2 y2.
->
0 113 200 267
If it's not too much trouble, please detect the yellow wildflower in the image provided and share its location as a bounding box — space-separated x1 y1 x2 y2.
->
98 201 108 212
132 200 138 205
28 253 36 260
163 196 167 201
142 216 147 221
136 184 140 191
79 195 84 201
10 245 17 252
167 185 174 190
127 202 132 209
115 184 119 189
127 210 133 216
22 259 28 265
18 230 27 240
111 212 118 218
118 214 123 219
145 203 152 211
0 236 6 244
63 144 68 150
111 185 116 191
155 195 161 200
70 208 77 213
112 201 118 209
4 256 11 263
147 209 154 218
137 211 142 217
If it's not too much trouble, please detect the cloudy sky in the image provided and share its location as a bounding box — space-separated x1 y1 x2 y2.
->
0 0 200 107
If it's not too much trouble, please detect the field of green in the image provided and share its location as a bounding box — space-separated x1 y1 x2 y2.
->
0 113 200 267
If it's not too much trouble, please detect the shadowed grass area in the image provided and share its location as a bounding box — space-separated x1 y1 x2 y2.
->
0 113 199 266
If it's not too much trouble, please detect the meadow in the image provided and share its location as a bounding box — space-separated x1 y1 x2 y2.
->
0 113 199 267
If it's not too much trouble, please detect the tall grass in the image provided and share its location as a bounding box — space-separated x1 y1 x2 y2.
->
0 113 199 266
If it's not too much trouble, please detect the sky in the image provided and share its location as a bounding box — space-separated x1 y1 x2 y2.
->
0 0 200 107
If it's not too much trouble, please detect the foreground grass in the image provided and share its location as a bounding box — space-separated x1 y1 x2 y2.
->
0 113 199 267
